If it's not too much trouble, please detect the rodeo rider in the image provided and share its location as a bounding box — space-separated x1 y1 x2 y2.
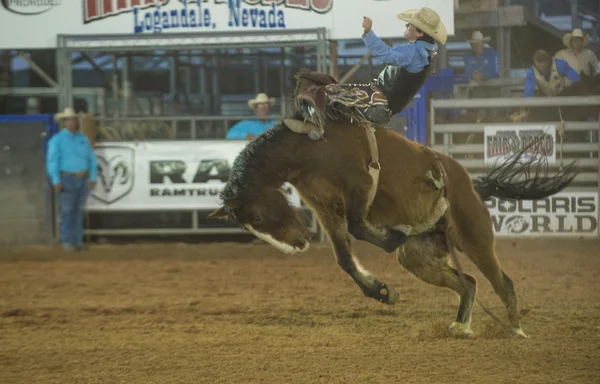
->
46 107 98 251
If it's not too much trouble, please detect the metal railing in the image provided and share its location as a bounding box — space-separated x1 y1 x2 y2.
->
95 115 286 141
430 96 600 190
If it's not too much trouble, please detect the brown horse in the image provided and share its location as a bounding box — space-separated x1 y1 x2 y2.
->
207 112 577 339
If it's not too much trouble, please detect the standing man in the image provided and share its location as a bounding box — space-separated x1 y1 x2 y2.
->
225 93 277 140
46 107 98 251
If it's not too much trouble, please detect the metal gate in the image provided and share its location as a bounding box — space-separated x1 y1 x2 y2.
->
0 115 56 245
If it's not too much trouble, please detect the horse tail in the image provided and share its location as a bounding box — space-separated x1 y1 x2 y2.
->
471 134 579 201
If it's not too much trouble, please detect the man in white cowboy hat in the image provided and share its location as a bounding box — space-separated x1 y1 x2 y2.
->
554 28 598 85
462 30 499 82
225 92 277 140
46 107 98 251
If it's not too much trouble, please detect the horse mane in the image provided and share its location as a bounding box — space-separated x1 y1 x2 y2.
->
218 122 289 209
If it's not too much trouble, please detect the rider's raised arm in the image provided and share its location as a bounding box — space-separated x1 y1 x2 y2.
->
362 30 410 67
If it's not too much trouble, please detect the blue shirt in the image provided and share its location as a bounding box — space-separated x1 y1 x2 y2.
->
463 47 499 79
362 30 434 73
225 119 277 139
46 129 98 185
524 58 581 97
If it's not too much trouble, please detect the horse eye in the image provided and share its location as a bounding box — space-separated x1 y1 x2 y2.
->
253 215 261 223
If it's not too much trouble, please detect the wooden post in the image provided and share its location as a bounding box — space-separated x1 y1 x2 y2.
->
329 40 339 80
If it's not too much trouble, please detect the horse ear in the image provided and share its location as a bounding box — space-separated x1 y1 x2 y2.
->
207 207 228 220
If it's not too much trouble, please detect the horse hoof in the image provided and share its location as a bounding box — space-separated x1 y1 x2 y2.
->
512 327 529 339
449 321 474 338
380 284 399 305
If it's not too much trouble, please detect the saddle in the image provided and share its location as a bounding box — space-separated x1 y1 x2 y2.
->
292 69 391 130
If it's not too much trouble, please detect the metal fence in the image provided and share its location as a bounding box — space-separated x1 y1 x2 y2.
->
429 96 600 191
0 115 55 245
95 115 285 141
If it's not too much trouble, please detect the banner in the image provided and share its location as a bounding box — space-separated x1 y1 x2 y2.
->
484 124 557 167
0 0 454 49
86 140 302 211
484 192 598 237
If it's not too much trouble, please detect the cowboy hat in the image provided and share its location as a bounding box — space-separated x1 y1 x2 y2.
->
397 7 447 45
248 93 276 109
54 107 80 122
562 28 589 48
467 30 491 43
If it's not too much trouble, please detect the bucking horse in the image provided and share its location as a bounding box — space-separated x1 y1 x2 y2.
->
208 69 578 339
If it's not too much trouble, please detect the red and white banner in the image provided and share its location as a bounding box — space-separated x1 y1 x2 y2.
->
0 0 454 49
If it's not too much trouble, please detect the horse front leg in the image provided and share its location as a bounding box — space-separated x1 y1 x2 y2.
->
346 182 411 253
320 210 399 305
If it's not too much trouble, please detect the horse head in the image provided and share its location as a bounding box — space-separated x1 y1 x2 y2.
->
208 187 311 255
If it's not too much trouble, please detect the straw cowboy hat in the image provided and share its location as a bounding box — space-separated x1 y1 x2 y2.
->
563 28 589 48
248 93 276 109
467 30 491 43
397 7 448 45
54 107 81 122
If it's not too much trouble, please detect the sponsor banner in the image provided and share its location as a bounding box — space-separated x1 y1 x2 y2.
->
86 140 302 211
0 0 454 49
484 124 557 167
484 192 599 237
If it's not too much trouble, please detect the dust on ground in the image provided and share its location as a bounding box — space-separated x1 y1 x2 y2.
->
1 238 599 384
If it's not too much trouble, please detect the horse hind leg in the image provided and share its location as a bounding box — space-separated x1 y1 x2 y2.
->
397 230 477 338
452 208 528 338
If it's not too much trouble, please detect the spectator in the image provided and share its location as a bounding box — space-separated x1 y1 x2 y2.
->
524 49 580 97
554 28 598 85
225 93 277 140
46 107 98 252
463 30 499 81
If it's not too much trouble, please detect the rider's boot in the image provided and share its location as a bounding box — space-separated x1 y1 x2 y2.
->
363 105 392 126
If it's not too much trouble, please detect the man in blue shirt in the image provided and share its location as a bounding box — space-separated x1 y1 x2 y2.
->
524 49 580 98
46 107 98 251
286 7 447 139
225 93 277 140
463 31 499 81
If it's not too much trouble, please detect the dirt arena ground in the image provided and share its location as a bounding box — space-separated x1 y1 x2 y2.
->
1 238 599 384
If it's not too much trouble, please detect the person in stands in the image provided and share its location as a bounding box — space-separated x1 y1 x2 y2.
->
524 49 580 97
554 28 598 85
225 93 277 140
463 30 500 81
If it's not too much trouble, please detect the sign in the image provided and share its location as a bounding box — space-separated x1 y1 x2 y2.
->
484 124 557 167
1 0 61 15
485 192 598 237
86 140 302 211
0 0 454 49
